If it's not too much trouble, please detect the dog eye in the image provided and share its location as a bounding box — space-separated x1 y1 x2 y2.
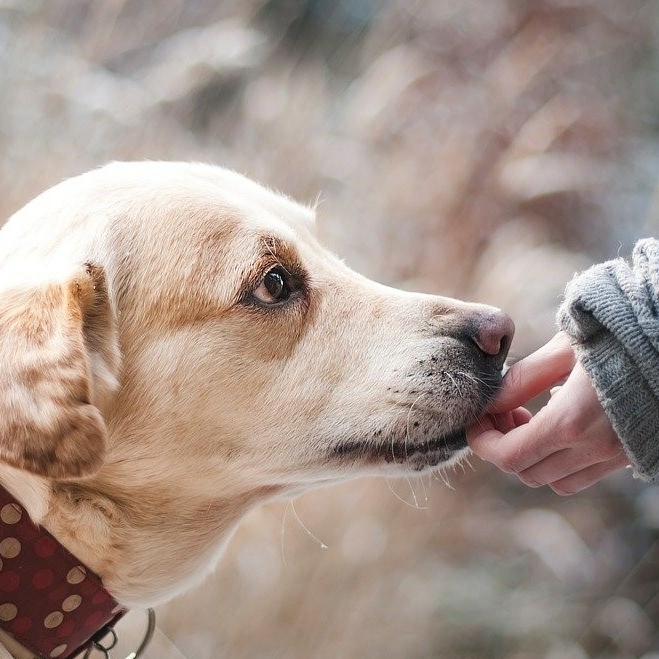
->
252 267 292 304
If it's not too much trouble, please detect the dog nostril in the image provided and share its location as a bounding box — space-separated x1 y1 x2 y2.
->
471 311 515 361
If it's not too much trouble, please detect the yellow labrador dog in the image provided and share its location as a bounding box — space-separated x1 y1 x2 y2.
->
0 162 512 655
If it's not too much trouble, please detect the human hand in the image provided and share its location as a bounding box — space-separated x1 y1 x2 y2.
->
467 332 629 495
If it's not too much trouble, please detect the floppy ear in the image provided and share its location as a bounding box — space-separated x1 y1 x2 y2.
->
0 264 119 479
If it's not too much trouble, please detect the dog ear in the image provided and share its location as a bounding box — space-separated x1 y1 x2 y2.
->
0 264 119 479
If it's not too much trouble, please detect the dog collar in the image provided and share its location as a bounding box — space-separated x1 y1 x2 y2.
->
0 484 126 659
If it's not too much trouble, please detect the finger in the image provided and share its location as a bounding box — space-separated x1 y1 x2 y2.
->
467 414 557 474
477 362 620 475
466 407 531 441
512 407 533 426
466 427 504 459
517 436 625 488
489 332 576 414
465 416 497 439
548 454 630 496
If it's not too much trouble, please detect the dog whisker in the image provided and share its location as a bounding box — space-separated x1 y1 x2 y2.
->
280 501 290 568
405 392 427 460
289 499 329 551
385 478 427 510
446 371 463 397
431 462 457 490
405 476 426 509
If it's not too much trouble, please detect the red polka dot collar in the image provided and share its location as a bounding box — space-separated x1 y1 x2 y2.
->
0 484 126 659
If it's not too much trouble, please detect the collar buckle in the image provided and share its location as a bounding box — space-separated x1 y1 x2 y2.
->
82 609 155 659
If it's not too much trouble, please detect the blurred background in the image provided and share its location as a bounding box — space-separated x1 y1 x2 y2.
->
2 0 659 657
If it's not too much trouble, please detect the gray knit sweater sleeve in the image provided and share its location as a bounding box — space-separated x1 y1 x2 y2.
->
557 238 659 482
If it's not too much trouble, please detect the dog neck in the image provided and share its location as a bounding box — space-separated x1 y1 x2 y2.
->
0 443 286 610
20 470 284 610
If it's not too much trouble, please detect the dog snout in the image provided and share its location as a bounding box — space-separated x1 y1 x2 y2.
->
469 309 514 367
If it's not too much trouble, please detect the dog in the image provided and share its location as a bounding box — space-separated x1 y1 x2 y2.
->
0 161 513 657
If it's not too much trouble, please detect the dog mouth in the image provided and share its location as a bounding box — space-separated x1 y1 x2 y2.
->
333 427 467 469
330 363 503 472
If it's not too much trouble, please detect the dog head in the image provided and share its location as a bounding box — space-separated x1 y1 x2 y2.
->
0 162 512 604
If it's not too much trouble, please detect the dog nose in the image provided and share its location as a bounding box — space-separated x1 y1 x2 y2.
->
470 310 514 365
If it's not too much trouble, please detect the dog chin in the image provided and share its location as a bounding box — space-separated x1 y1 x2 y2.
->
333 427 469 473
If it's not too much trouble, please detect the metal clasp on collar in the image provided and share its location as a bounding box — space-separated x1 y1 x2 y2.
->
83 609 155 659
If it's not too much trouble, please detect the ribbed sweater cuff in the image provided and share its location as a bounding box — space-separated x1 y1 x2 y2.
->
557 239 659 482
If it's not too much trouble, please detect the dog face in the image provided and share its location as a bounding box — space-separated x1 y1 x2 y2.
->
0 162 512 605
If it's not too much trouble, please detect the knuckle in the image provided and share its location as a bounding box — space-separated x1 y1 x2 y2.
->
586 435 623 462
467 439 493 462
551 481 580 496
601 435 623 459
518 472 545 488
505 365 522 391
499 451 523 474
560 412 585 441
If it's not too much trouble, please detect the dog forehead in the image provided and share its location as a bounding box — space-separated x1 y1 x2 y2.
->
105 160 316 232
2 160 315 254
192 164 315 230
112 163 316 260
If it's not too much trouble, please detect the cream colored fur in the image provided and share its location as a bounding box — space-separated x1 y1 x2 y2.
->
0 162 510 629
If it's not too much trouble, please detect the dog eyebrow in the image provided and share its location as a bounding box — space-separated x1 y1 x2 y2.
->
235 234 307 302
255 235 306 276
259 235 299 267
